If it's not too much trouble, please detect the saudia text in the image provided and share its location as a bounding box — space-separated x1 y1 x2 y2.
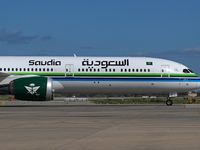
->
29 59 61 66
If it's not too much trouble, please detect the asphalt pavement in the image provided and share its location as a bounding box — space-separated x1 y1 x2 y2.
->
0 101 200 150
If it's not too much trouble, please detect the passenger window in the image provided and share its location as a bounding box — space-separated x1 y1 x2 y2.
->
136 69 138 72
0 68 2 71
140 69 142 72
148 69 150 72
121 69 123 72
132 69 134 72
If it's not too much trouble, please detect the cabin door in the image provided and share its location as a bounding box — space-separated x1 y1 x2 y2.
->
65 64 74 77
161 65 170 77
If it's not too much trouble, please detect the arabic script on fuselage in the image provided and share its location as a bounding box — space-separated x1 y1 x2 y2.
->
82 59 129 69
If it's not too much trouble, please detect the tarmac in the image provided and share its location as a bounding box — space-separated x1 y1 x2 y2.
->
1 101 200 150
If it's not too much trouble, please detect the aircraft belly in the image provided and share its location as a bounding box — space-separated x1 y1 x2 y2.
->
53 80 198 94
54 81 146 94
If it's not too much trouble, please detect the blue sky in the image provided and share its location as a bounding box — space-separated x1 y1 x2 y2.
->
0 0 200 74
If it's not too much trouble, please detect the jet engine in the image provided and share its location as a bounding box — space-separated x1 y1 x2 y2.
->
9 77 53 101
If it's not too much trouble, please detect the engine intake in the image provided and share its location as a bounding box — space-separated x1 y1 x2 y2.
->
9 77 53 101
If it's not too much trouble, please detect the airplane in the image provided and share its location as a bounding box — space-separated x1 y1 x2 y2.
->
0 56 199 106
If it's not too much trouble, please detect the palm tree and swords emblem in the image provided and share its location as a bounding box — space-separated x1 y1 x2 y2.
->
25 83 40 95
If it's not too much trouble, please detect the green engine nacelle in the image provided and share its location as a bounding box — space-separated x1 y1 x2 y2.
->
9 77 53 101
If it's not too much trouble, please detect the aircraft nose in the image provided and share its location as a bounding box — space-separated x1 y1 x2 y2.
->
196 81 200 89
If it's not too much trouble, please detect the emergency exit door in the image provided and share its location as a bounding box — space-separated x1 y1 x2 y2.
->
161 65 170 77
65 64 74 77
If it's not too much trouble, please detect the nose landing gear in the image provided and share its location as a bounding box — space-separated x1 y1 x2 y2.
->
166 93 177 106
166 99 173 106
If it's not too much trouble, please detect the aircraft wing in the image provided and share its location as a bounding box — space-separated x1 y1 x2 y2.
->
0 72 12 87
0 72 42 88
0 72 10 77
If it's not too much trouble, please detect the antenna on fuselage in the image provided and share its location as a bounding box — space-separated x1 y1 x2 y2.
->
74 54 77 57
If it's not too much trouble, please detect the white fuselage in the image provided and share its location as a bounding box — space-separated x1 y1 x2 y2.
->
0 56 199 96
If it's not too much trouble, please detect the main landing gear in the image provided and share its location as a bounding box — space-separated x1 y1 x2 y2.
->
166 99 173 106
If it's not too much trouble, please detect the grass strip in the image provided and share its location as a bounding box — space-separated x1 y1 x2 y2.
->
89 98 200 104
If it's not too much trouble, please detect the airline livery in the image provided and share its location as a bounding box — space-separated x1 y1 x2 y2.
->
0 56 199 106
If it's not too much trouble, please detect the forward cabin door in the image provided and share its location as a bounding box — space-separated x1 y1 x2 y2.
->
161 65 170 77
65 64 74 77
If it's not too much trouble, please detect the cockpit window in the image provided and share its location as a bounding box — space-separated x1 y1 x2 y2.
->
188 69 194 73
183 69 190 73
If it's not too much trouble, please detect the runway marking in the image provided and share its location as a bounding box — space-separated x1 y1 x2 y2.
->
1 101 5 105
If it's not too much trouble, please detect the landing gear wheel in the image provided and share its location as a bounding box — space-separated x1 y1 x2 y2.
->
166 99 173 106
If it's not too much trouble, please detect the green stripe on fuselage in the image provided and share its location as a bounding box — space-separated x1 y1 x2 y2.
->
10 72 199 77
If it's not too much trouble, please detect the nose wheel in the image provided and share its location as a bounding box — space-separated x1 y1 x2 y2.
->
166 99 173 106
